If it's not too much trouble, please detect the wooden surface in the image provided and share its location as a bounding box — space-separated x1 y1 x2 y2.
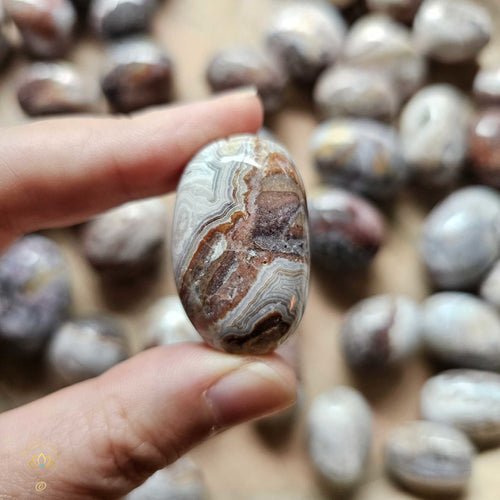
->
1 0 500 498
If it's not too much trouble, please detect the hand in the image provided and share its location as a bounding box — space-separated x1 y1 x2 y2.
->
0 91 297 498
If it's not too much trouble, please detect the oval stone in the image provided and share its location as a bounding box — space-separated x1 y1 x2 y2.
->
413 0 492 64
421 369 500 446
473 66 500 104
341 294 421 370
481 260 500 310
313 66 399 122
420 186 500 289
385 421 475 495
469 108 500 188
310 118 407 200
341 14 426 100
308 387 372 492
422 292 500 372
308 187 385 271
172 135 310 355
400 85 471 187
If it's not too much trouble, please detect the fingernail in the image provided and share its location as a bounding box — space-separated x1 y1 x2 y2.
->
217 85 258 99
205 362 296 428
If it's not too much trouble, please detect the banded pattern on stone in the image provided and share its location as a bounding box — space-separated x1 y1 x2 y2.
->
172 135 309 354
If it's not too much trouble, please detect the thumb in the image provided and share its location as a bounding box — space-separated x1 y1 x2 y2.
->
0 343 296 498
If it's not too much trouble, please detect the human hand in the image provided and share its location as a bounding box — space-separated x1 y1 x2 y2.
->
0 91 297 498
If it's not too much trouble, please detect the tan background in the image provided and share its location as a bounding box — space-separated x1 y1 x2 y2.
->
1 0 500 498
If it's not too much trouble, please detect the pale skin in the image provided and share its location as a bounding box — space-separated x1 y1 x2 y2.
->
0 90 297 498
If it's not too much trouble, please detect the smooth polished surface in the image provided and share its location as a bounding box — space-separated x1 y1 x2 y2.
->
173 135 309 354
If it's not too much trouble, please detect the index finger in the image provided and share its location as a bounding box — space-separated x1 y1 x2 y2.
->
0 89 262 249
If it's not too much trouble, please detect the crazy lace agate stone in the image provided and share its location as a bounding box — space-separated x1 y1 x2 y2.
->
90 0 156 39
265 1 346 84
101 36 173 113
469 108 500 188
341 14 426 100
206 46 288 113
473 67 500 104
310 119 407 200
0 235 71 356
413 0 492 64
17 62 99 116
173 135 309 355
385 421 474 495
6 0 77 58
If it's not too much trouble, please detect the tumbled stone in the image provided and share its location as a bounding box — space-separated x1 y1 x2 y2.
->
310 118 407 200
341 14 426 100
0 235 71 357
47 315 129 385
469 108 500 188
144 295 201 348
265 2 346 84
385 421 474 495
17 62 99 117
422 292 500 372
473 67 500 105
313 66 399 122
80 198 167 280
308 187 385 271
126 457 207 500
481 261 500 311
6 0 76 58
400 84 471 186
366 0 421 22
413 0 492 63
101 36 174 113
90 0 156 39
172 135 309 355
421 370 500 446
206 46 288 113
308 387 372 492
420 186 500 289
341 295 421 370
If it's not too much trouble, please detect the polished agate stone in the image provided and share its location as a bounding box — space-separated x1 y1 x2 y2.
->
341 294 421 370
469 109 500 188
17 62 98 116
101 36 173 113
308 187 385 271
206 46 287 113
144 295 201 348
90 0 156 38
473 67 500 104
6 0 76 58
172 135 309 355
481 261 500 311
366 0 421 22
413 0 492 63
308 387 372 491
265 2 346 84
126 457 207 500
400 85 471 187
420 186 500 289
80 198 167 280
313 66 399 122
421 370 500 446
310 119 407 200
341 14 426 100
0 235 71 357
422 293 500 372
47 315 129 385
385 421 474 496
